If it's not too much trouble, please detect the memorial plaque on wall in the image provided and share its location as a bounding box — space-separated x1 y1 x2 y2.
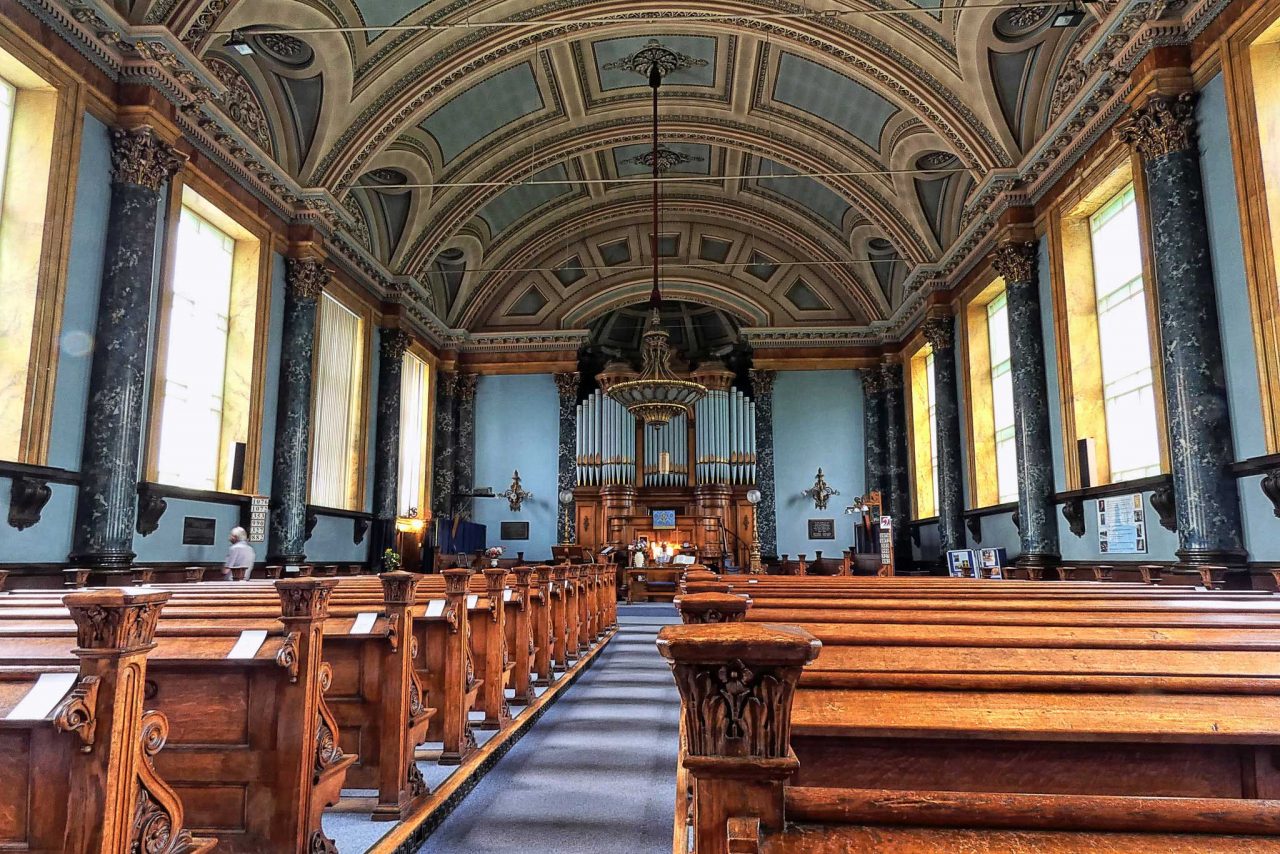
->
182 516 217 546
808 519 836 540
500 521 530 540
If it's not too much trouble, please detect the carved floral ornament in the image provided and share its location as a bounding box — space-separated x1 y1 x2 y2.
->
65 592 168 652
553 372 580 399
921 314 955 351
749 369 776 397
380 328 413 360
1116 92 1199 161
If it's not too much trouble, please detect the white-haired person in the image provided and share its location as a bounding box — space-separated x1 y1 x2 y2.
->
224 526 256 580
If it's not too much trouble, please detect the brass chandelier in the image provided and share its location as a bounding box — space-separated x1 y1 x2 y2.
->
605 43 707 430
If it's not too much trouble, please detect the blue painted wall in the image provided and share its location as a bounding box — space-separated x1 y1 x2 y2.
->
1197 71 1280 561
772 370 863 557
472 373 560 558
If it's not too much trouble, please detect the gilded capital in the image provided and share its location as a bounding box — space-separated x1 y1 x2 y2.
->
749 369 775 397
879 360 904 391
553 372 579 400
380 328 412 361
1116 92 1198 161
454 372 478 402
109 126 185 191
921 314 955 351
285 257 331 300
991 241 1037 285
861 367 885 395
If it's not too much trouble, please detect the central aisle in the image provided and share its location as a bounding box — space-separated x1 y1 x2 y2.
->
419 605 682 853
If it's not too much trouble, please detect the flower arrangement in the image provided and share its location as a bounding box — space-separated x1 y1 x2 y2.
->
382 549 402 571
485 547 505 559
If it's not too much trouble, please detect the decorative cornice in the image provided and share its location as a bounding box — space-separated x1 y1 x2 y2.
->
741 325 889 348
109 126 185 190
990 241 1038 285
1116 91 1198 160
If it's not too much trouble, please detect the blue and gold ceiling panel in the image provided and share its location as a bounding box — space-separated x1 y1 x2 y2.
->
592 36 717 91
771 52 898 151
476 163 576 237
750 158 852 233
418 62 544 164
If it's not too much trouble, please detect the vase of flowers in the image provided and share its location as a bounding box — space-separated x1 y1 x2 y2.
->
485 546 504 567
382 549 402 572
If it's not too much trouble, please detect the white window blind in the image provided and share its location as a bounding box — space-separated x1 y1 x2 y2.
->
1089 185 1161 482
398 352 430 516
986 292 1019 503
311 294 364 508
0 78 15 215
155 207 235 489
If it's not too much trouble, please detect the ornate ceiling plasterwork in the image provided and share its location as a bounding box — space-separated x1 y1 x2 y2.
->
38 0 1231 352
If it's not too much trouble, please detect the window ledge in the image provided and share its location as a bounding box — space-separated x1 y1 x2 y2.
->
307 504 373 521
0 461 80 485
142 482 253 506
1230 454 1280 477
963 502 1018 519
1055 474 1169 503
909 516 939 526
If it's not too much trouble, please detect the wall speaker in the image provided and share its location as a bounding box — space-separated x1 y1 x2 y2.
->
1076 438 1097 489
231 442 247 491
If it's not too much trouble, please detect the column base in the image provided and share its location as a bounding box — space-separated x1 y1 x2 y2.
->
1175 547 1248 568
66 550 135 570
268 552 306 566
1015 552 1061 570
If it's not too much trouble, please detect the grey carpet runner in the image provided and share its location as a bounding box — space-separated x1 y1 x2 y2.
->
419 606 681 853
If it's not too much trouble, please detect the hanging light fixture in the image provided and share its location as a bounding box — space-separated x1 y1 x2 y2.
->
605 42 707 430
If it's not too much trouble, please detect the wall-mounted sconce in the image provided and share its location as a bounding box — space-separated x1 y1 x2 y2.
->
499 470 533 512
803 468 839 510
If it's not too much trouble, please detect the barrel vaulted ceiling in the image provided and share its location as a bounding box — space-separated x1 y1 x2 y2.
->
89 0 1179 343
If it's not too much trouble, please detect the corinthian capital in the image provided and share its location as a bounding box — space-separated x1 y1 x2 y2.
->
380 328 412 361
454 373 478 402
553 372 579 400
1116 92 1198 161
921 313 955 351
991 241 1037 285
861 367 884 395
285 258 331 300
749 369 775 397
109 126 185 190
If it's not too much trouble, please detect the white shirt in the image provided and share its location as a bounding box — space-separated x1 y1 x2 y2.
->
226 541 256 572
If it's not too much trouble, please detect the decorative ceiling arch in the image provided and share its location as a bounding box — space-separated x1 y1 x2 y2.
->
126 0 1110 341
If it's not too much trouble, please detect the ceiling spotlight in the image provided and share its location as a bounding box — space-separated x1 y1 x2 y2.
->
1050 3 1086 27
226 30 255 55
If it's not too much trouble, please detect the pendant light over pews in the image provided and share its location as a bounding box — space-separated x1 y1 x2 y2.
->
604 43 707 430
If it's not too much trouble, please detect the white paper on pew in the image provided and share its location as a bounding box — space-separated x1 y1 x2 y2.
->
7 672 77 721
285 564 301 574
748 579 758 584
503 589 512 602
466 594 478 609
424 599 446 618
227 629 268 660
350 612 378 634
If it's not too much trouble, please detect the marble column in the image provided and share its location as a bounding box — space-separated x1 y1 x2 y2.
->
880 360 913 564
923 313 965 553
370 328 411 566
1117 92 1246 566
554 372 579 543
749 370 777 557
430 371 457 519
992 240 1060 567
452 374 478 518
69 127 184 568
861 368 886 501
266 257 330 564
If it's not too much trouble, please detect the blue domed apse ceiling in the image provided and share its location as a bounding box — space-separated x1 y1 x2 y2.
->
135 0 1103 342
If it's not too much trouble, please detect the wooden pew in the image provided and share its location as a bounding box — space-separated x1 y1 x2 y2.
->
659 617 1280 854
0 578 356 852
0 588 213 854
